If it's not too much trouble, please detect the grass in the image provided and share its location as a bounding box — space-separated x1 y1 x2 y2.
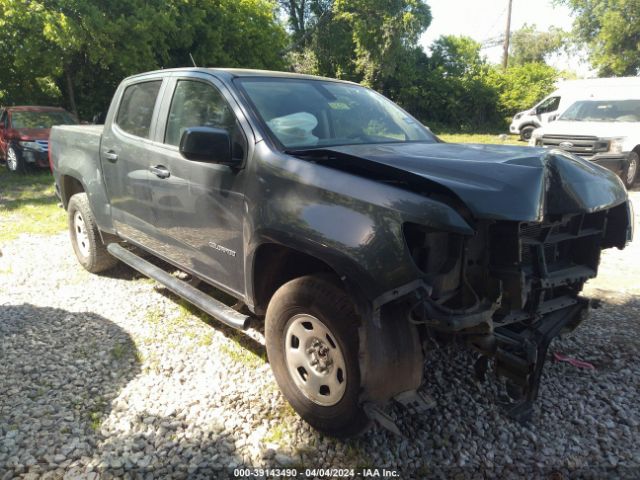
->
110 342 133 361
263 404 297 446
144 307 165 326
437 132 522 146
218 333 266 368
87 395 109 432
263 422 289 445
0 167 66 243
198 331 214 346
89 411 103 432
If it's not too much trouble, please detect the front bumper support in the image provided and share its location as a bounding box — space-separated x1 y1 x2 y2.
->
489 298 590 422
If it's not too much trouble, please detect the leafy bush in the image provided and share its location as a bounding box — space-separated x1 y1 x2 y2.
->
489 62 559 117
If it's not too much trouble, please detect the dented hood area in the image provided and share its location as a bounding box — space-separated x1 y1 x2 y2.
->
315 142 628 222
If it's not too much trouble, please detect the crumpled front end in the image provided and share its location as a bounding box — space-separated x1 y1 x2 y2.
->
296 143 633 427
403 174 633 421
408 200 632 332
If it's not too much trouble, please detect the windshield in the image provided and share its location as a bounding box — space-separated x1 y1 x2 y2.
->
11 110 77 129
236 78 436 149
559 99 640 122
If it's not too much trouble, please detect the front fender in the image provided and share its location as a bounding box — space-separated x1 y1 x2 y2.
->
245 148 473 305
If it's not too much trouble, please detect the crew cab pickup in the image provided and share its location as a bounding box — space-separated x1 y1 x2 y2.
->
50 68 634 437
0 106 77 172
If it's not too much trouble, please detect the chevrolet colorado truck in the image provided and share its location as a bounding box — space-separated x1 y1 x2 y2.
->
50 68 634 437
0 106 77 172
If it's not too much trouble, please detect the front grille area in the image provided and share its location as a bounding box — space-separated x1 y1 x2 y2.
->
518 212 605 275
540 135 609 157
490 210 609 324
35 140 49 152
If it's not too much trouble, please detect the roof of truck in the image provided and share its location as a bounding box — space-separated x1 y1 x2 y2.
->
125 67 358 85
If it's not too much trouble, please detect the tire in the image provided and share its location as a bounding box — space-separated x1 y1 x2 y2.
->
265 275 369 438
67 193 118 273
520 126 535 142
624 151 638 188
6 145 25 173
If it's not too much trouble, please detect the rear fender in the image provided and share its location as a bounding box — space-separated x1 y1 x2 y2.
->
51 128 114 234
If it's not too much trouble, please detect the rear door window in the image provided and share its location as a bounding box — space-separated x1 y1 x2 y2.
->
116 81 162 138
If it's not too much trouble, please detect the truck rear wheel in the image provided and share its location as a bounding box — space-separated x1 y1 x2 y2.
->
68 193 118 273
265 275 369 437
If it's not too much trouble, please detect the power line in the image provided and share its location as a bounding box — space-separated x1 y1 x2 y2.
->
482 5 508 41
480 35 505 49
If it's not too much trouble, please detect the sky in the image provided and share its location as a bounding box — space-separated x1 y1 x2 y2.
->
419 0 593 76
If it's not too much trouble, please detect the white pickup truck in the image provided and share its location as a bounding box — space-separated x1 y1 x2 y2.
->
531 98 639 188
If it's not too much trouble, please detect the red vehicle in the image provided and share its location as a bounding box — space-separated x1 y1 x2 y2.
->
0 106 77 173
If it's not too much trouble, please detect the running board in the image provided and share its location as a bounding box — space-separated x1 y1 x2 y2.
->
107 243 250 330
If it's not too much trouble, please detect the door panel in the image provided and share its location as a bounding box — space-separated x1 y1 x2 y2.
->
149 78 247 296
101 79 164 246
537 96 561 124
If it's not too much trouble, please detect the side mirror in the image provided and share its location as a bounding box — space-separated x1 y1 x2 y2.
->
548 114 558 122
179 127 238 166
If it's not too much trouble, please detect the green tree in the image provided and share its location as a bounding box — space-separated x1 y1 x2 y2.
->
490 62 559 115
0 0 286 118
334 0 432 91
425 36 501 128
559 0 640 75
172 0 287 70
430 36 486 76
279 0 431 90
278 0 333 50
510 24 566 65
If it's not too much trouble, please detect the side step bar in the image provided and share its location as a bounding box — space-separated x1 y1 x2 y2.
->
107 243 250 330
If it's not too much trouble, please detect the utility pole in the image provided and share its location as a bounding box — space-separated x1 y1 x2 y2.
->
502 0 513 69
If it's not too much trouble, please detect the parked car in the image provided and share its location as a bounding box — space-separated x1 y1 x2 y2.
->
510 77 640 142
0 106 77 173
530 97 640 188
50 68 633 437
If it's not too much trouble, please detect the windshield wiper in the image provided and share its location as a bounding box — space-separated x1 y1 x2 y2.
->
284 148 364 165
284 148 333 157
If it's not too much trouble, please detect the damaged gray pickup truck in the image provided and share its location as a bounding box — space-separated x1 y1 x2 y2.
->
50 68 634 437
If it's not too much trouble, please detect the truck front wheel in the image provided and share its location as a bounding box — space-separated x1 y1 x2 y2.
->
265 275 369 438
624 151 638 188
68 193 118 273
520 125 535 142
6 146 25 173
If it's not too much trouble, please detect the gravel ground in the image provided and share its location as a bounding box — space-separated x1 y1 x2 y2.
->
1 191 639 480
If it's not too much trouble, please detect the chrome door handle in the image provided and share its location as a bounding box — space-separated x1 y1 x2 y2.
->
103 151 118 162
149 165 170 179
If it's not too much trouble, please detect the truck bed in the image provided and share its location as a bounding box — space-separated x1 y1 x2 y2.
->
50 124 103 149
50 124 113 231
